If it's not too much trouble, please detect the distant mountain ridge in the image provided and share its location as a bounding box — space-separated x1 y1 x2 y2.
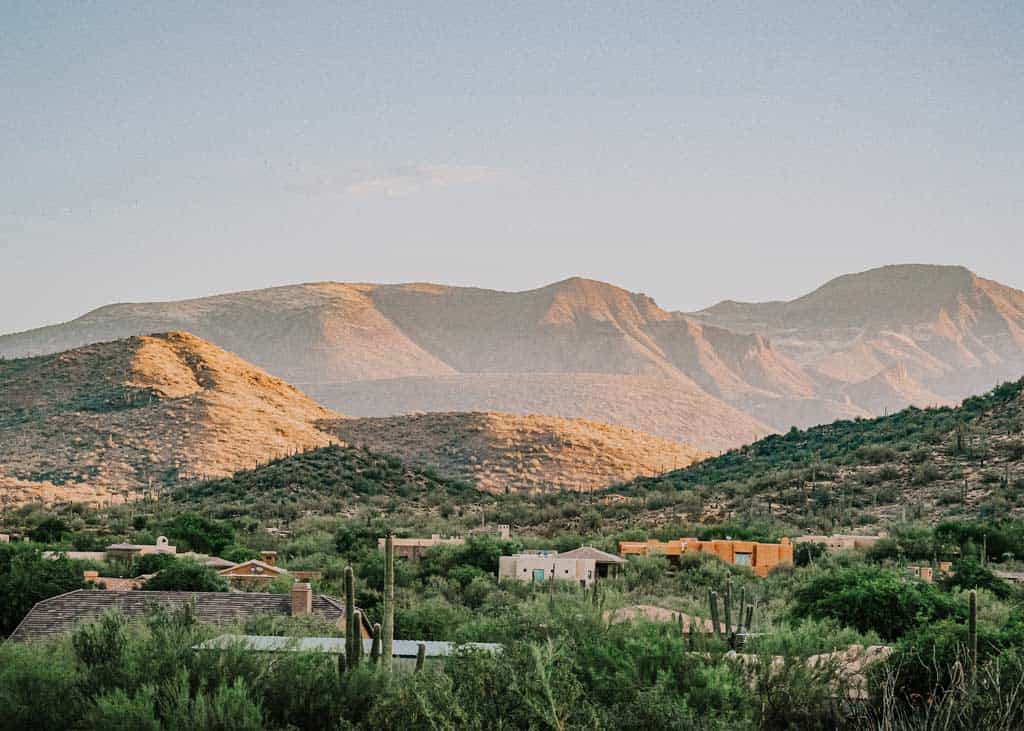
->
3 265 1022 449
692 264 1024 407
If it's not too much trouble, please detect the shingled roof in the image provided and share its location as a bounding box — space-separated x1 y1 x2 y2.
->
557 546 625 563
7 590 363 643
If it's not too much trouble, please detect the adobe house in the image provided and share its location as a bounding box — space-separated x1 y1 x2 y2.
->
380 534 466 561
105 535 177 562
498 547 623 587
216 551 321 587
907 562 953 583
618 537 794 577
83 569 152 591
7 583 371 642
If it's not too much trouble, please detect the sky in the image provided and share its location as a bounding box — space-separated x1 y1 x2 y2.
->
2 1 1022 334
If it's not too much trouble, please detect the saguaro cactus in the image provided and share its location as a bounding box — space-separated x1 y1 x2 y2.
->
344 565 358 670
723 580 733 635
708 590 722 641
353 610 364 663
370 622 382 664
382 531 395 671
968 589 978 681
415 642 426 673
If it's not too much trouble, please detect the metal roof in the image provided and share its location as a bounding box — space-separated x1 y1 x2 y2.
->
196 634 502 657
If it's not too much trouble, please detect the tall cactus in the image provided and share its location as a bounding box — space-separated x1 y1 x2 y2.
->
353 610 364 663
708 590 722 641
415 642 426 673
370 622 382 664
737 586 746 631
968 589 978 681
744 604 754 633
382 531 395 672
344 565 358 670
723 579 733 635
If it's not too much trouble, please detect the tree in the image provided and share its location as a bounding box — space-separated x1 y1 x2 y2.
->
942 556 1014 599
791 564 961 640
0 547 84 636
161 513 234 555
27 517 69 544
142 559 228 592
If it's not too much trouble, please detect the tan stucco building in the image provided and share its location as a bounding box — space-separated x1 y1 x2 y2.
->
618 537 793 577
499 547 623 587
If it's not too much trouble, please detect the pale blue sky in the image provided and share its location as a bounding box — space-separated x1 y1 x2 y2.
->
2 2 1022 333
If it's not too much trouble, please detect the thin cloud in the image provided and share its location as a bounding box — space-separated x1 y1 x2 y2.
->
345 164 500 197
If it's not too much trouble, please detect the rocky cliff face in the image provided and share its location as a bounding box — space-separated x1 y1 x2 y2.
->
693 264 1024 405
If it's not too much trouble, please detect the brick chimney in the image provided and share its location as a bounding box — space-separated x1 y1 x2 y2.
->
83 570 99 585
260 550 277 567
291 582 312 617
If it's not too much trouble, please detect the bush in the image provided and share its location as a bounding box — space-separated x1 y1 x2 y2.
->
911 462 941 485
0 642 82 730
942 556 1014 599
142 559 228 592
791 564 961 640
85 686 160 731
162 513 235 554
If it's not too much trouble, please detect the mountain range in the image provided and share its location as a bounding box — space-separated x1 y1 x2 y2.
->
4 265 1022 455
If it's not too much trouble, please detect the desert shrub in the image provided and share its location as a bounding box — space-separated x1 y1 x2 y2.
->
142 559 228 592
0 641 82 730
751 617 881 657
791 564 961 640
855 445 898 465
162 512 235 554
794 541 827 567
72 611 130 694
396 596 471 641
84 686 160 731
133 552 177 575
368 666 468 730
941 556 1014 599
1000 439 1024 460
621 555 670 591
27 516 70 543
911 462 942 485
161 673 263 731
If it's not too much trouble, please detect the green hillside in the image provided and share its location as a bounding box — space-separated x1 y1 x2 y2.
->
173 443 475 518
620 378 1024 529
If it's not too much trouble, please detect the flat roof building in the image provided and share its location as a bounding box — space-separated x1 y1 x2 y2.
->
619 537 793 578
499 546 624 587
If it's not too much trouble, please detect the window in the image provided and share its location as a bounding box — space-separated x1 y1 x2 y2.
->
532 569 546 582
735 552 752 566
